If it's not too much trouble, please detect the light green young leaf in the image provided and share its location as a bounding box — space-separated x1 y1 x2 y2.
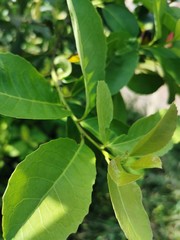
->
130 104 177 156
129 155 162 170
66 0 106 118
2 138 96 240
172 116 180 144
108 157 142 186
108 175 153 240
174 19 180 41
97 81 113 143
0 53 70 119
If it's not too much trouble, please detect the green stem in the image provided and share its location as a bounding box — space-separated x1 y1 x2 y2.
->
52 68 104 152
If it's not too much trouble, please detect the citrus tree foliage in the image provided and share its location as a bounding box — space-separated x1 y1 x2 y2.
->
0 0 180 239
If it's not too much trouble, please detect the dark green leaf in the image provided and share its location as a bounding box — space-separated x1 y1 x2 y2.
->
106 52 139 94
102 4 139 37
128 73 164 94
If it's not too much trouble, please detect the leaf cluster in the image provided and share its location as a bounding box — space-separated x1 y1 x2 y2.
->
0 0 179 239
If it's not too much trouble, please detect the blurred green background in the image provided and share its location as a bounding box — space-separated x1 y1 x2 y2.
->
0 0 180 239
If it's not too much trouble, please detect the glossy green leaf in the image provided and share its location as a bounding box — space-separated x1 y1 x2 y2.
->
66 0 106 117
128 73 164 94
106 51 139 94
130 104 177 156
97 81 113 143
108 157 142 186
102 4 139 37
2 138 96 240
0 53 70 119
108 175 153 240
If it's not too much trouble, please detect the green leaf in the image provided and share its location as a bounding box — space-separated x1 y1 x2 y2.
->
130 104 177 156
97 81 113 143
108 175 153 240
107 111 162 156
164 7 180 32
0 53 70 119
106 51 139 94
153 0 167 41
174 19 180 41
108 136 141 156
139 0 179 32
112 93 127 123
128 73 164 94
128 112 161 138
80 117 100 140
129 155 162 170
108 157 143 186
150 47 180 85
102 4 139 37
66 0 106 117
172 116 180 144
2 138 96 240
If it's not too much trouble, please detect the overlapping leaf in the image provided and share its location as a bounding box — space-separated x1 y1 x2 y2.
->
108 104 177 157
2 138 96 240
130 104 177 156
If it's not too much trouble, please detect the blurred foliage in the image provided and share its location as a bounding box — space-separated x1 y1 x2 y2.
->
0 0 180 239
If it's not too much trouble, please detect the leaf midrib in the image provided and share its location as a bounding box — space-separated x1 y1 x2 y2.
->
116 184 139 239
13 141 84 238
0 92 61 106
